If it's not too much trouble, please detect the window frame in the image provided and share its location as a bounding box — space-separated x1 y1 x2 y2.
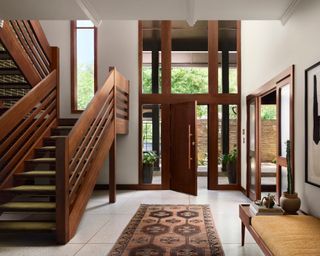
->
70 20 98 113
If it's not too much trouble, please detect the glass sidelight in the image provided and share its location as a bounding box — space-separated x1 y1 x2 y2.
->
141 104 162 184
247 99 258 200
218 104 238 185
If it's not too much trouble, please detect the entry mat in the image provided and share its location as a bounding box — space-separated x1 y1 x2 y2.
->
108 204 224 256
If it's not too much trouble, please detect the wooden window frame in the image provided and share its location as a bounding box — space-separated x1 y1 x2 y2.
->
139 21 242 190
70 20 98 113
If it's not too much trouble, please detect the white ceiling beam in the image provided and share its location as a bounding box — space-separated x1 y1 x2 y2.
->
75 0 101 27
186 0 196 27
280 0 301 25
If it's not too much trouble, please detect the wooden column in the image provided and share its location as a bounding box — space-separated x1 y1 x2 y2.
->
161 21 171 94
222 50 230 155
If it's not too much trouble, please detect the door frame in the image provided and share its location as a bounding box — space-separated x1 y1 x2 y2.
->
246 66 295 201
138 20 242 190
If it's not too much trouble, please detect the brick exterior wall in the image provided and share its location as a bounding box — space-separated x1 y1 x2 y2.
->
197 119 276 164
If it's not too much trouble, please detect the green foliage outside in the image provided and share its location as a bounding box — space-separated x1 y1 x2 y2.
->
261 105 276 120
77 64 94 110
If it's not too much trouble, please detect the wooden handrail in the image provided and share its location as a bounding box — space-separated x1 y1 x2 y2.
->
55 67 129 243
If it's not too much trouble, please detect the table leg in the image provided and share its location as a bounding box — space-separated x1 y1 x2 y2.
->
241 222 245 246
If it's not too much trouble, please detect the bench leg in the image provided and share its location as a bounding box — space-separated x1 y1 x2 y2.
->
241 222 245 246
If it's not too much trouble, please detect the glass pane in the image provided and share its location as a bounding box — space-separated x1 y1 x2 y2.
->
171 21 208 94
281 166 288 194
142 104 162 184
142 51 162 93
218 105 238 185
76 20 94 27
218 21 238 94
142 21 161 94
197 105 208 189
280 84 290 157
76 28 95 110
249 102 256 192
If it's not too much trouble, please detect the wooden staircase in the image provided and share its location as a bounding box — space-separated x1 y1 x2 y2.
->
0 125 73 233
0 20 130 244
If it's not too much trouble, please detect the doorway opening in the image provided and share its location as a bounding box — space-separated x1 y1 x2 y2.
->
260 91 277 197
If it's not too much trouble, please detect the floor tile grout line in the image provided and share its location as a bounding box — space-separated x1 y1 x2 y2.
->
72 243 86 256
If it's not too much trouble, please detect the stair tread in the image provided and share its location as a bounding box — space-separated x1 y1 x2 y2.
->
4 185 55 192
0 221 55 231
56 126 73 129
0 202 55 211
28 158 56 162
17 170 56 176
39 146 56 150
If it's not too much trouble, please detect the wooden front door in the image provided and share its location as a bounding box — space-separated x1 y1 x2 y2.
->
170 101 197 195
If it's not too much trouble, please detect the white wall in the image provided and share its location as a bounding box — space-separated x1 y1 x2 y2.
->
241 0 320 216
40 20 139 184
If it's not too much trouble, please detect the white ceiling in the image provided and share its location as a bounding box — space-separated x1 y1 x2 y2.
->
0 0 300 22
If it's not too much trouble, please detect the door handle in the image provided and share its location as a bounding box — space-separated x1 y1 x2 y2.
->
188 125 193 170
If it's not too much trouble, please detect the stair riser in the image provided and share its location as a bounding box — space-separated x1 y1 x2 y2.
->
43 139 56 146
51 128 72 136
35 149 55 158
25 162 55 171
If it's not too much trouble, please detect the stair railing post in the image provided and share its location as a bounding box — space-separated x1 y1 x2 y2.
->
109 67 117 203
55 136 70 244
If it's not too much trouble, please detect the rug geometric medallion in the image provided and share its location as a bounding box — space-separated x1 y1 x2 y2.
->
108 204 224 256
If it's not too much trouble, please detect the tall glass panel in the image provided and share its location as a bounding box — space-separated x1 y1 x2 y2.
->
249 102 256 193
197 105 208 189
280 84 290 156
142 21 162 94
171 21 208 94
218 105 238 184
76 21 95 110
142 104 162 184
218 21 238 94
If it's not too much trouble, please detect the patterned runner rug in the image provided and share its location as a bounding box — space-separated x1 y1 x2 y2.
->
108 204 224 256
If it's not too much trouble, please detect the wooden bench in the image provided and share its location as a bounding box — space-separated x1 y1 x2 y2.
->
239 204 320 256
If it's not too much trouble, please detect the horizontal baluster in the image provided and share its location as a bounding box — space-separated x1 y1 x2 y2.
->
10 21 46 78
68 71 115 158
0 90 56 155
0 98 56 167
69 109 114 203
0 71 56 141
68 91 114 172
23 20 50 70
69 97 114 186
0 108 57 182
16 21 50 77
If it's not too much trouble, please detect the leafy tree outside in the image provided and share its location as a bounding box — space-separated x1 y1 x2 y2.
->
77 64 95 110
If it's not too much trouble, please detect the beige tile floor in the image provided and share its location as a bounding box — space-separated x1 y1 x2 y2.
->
0 180 264 256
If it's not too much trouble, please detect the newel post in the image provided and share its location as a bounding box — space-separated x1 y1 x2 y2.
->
109 66 116 203
55 137 70 244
